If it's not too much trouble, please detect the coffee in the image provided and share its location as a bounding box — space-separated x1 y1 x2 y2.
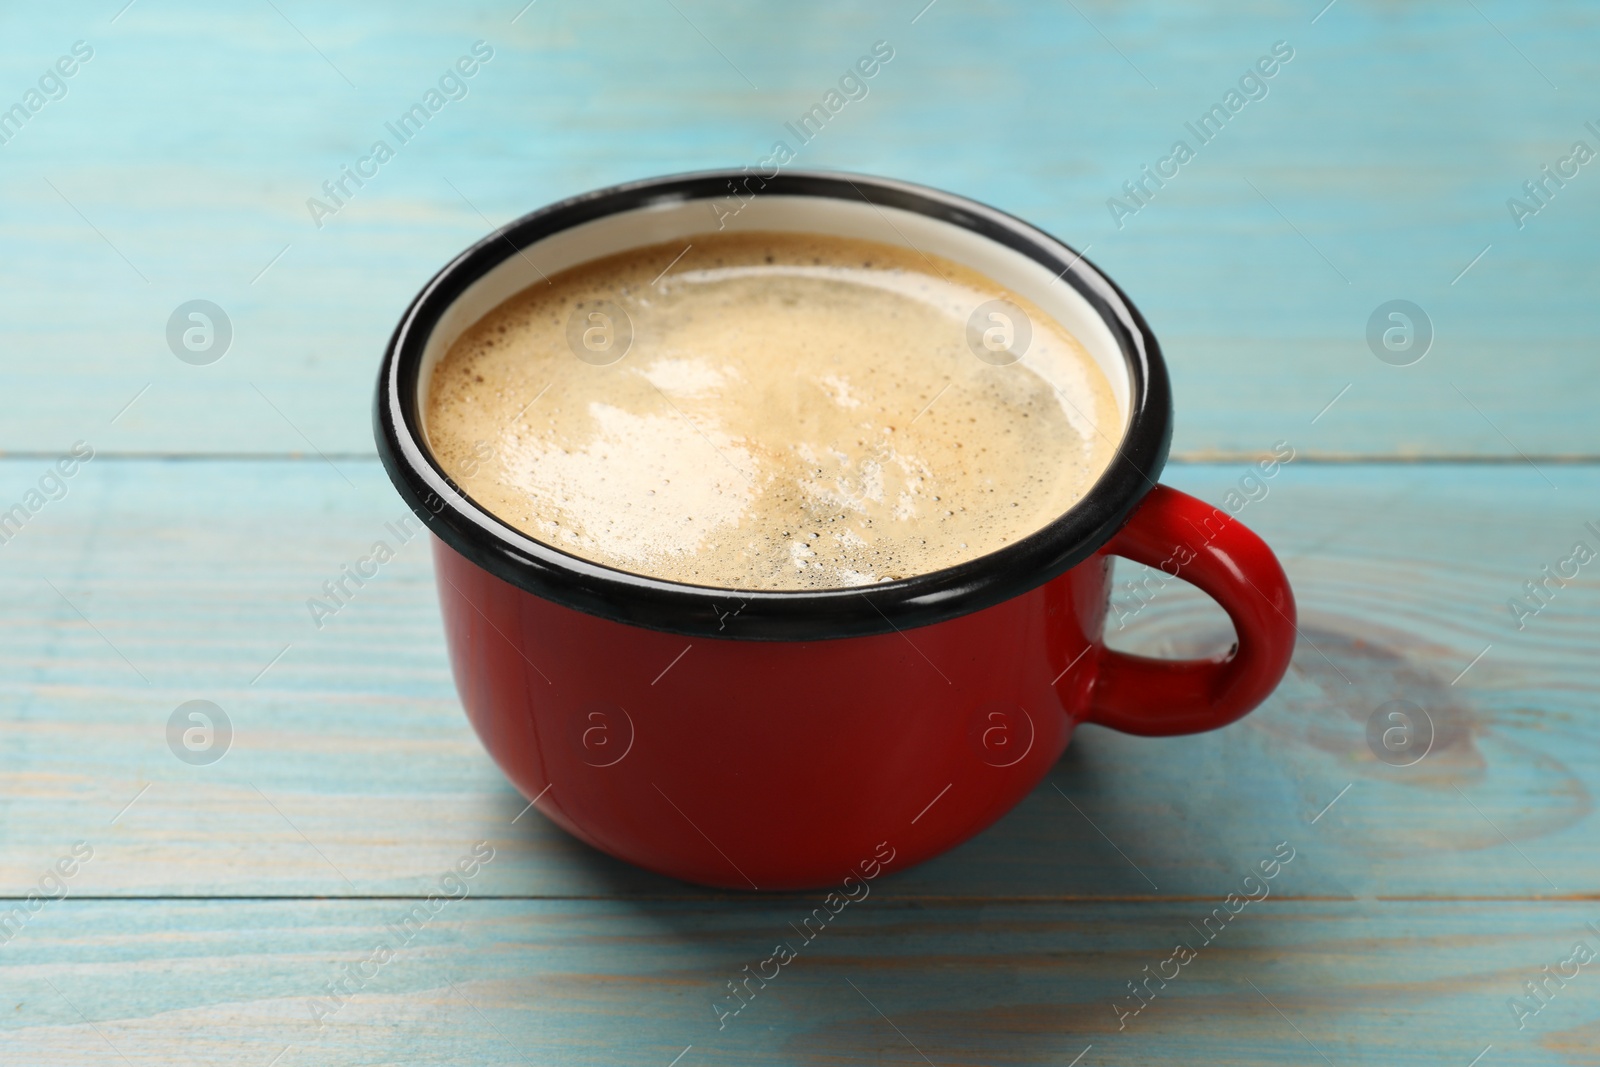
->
424 232 1120 591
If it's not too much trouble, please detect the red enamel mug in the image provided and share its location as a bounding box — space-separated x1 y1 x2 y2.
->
375 170 1296 891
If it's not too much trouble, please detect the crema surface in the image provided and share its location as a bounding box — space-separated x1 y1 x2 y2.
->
424 232 1120 591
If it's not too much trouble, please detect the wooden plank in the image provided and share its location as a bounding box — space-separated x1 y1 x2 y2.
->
1 458 1595 899
0 898 1595 1065
0 2 1595 456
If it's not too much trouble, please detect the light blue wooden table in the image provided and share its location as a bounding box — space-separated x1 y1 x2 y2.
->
2 1 1597 1063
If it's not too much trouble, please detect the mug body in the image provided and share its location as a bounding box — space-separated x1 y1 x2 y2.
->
435 536 1114 890
375 170 1212 891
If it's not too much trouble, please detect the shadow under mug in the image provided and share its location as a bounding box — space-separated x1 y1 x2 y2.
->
375 170 1297 891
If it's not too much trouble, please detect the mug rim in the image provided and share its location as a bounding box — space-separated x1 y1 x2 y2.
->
374 168 1171 641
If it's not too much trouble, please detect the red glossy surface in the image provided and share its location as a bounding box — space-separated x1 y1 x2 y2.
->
1087 485 1298 736
434 485 1296 890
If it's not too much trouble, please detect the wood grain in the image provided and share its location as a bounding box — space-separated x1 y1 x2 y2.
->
2 458 1594 900
0 1 1594 457
2 899 1596 1065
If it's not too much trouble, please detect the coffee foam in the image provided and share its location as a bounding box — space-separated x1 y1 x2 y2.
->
424 232 1121 591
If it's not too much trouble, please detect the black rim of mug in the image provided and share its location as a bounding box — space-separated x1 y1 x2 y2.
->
375 169 1172 641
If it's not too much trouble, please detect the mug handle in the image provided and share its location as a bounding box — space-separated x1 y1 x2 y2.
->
1081 484 1297 736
